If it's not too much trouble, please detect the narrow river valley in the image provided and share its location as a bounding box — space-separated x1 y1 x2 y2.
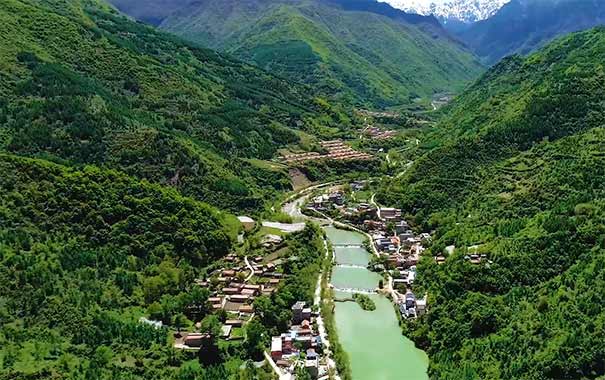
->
324 227 428 380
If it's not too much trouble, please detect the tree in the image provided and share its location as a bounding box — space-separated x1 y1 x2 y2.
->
244 318 267 360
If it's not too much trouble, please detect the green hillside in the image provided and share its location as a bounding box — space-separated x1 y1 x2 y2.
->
155 0 484 108
380 28 605 379
0 153 239 378
0 0 354 214
0 2 336 378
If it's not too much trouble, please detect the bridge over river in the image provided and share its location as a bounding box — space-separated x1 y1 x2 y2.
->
334 264 366 269
331 286 376 295
333 244 364 249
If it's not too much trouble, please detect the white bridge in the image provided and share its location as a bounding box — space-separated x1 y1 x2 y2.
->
331 286 376 295
333 244 364 249
334 264 367 269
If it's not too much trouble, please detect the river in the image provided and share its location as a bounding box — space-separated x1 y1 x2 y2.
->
325 226 428 380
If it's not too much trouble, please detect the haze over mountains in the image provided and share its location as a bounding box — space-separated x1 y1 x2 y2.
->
456 0 605 64
110 0 483 108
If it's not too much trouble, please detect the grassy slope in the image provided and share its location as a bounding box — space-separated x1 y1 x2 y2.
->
0 0 354 213
160 0 484 108
381 28 605 379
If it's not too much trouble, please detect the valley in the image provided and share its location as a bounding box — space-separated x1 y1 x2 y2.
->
1 0 605 380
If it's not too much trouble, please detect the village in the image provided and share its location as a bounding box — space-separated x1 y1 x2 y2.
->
135 174 447 379
304 181 430 319
137 208 331 379
280 140 374 164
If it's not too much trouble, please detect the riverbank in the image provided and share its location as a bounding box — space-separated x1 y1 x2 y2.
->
325 227 428 380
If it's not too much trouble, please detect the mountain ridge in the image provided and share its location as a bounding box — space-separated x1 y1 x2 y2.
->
457 0 605 64
141 0 485 108
385 0 509 24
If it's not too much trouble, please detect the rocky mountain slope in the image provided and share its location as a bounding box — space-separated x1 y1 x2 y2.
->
386 0 509 25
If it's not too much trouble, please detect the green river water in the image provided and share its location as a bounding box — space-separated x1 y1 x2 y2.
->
324 226 428 380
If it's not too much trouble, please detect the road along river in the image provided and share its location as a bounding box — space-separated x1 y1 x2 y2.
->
325 226 428 380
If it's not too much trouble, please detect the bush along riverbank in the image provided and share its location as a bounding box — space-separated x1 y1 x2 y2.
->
320 242 353 380
352 294 376 311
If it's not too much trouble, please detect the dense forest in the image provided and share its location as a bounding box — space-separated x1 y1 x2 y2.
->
0 152 325 378
0 0 333 378
0 0 356 214
381 28 605 379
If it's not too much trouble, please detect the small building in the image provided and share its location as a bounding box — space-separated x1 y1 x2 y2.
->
306 348 318 360
394 220 410 234
221 325 232 339
241 288 257 297
292 301 306 324
416 298 427 316
183 333 210 348
271 337 283 360
225 319 243 327
222 270 236 277
229 295 250 303
302 307 312 322
262 234 283 248
222 287 240 295
237 216 256 231
239 305 254 314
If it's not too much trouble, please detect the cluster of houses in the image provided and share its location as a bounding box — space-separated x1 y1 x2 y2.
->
173 254 286 349
434 245 493 266
364 126 397 140
280 139 373 164
203 255 284 316
306 184 431 320
370 214 429 270
310 190 345 210
270 301 325 379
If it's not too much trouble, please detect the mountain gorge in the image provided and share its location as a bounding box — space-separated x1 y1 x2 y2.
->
457 0 605 64
2 0 605 379
112 0 484 108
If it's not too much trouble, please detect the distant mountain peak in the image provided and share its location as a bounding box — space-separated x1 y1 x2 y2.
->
383 0 510 24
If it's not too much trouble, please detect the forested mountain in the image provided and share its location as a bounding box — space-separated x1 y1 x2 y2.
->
380 27 605 378
112 0 484 108
0 0 356 214
0 0 333 378
457 0 605 64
